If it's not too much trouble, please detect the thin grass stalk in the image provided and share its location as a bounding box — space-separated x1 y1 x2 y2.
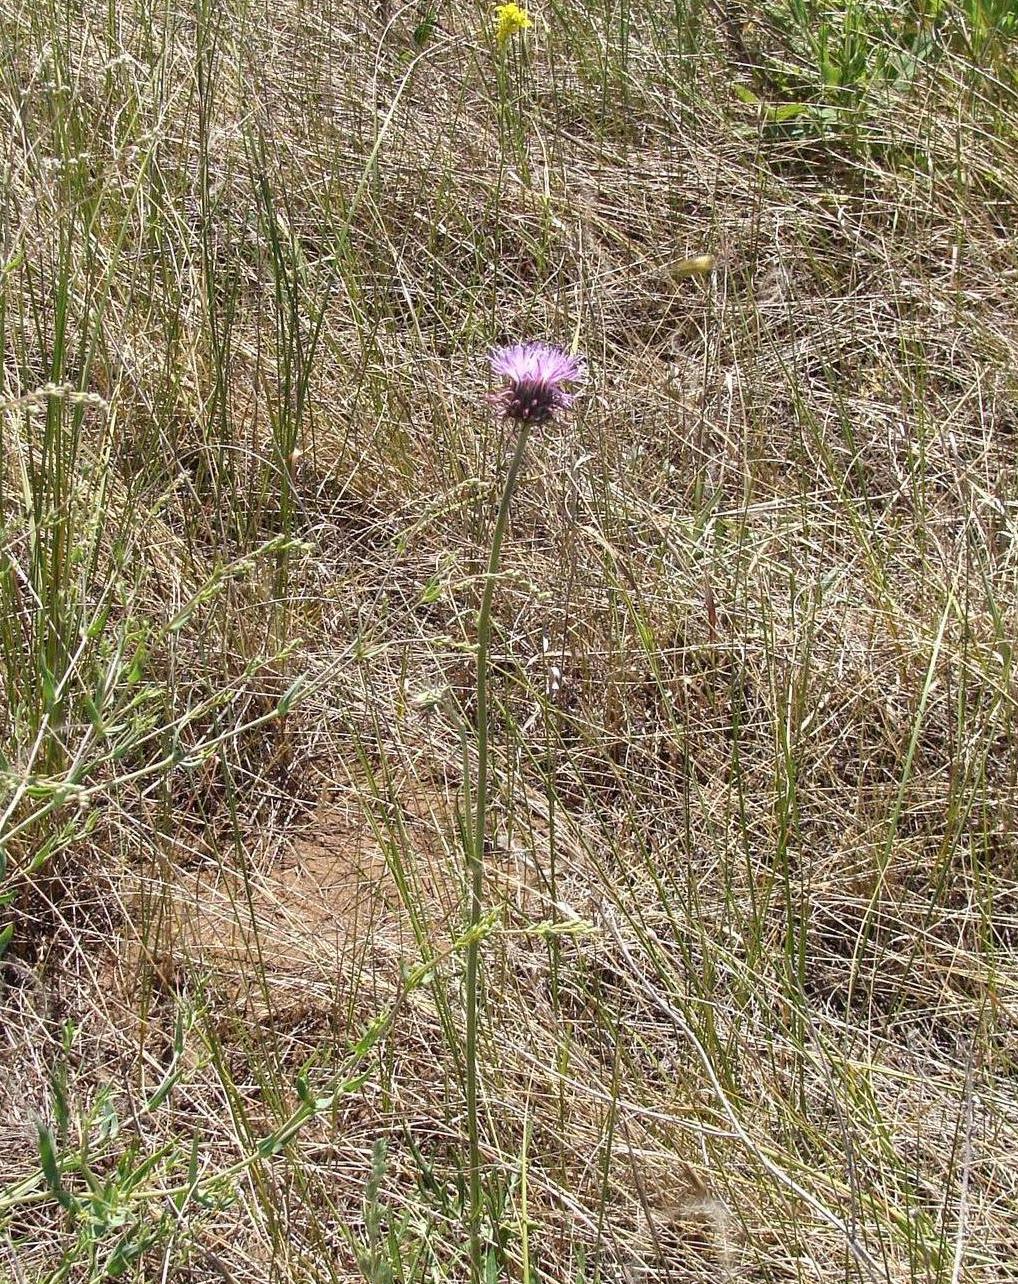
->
466 421 530 1281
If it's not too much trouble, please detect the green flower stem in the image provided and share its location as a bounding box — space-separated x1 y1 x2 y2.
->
466 421 531 1281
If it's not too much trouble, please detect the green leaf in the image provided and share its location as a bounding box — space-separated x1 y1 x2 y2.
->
40 662 58 715
36 1121 76 1212
412 7 438 47
767 101 812 122
276 676 306 716
126 638 148 683
86 604 111 639
295 1073 315 1106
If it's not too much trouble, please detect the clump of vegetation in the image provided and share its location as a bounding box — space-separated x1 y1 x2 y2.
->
2 1 1017 1282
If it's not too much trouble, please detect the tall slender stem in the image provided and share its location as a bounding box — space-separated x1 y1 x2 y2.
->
466 422 531 1281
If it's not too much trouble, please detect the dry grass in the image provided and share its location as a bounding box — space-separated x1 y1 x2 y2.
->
2 1 1018 1281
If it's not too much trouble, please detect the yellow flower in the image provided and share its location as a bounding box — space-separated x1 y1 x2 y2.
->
493 2 532 46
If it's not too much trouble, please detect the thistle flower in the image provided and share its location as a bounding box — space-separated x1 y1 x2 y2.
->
489 341 585 424
493 3 532 47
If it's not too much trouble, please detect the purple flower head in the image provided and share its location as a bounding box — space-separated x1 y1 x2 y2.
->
488 341 586 425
